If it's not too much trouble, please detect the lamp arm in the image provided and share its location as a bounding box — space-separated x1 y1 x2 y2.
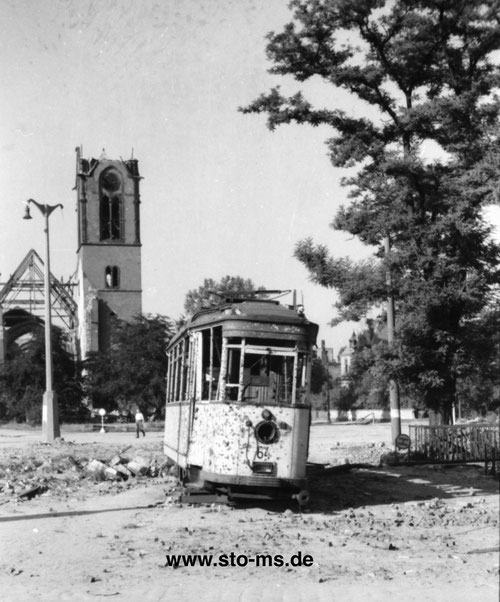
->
26 199 63 217
26 198 45 213
46 203 64 217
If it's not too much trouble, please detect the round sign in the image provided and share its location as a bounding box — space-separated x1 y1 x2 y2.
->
98 408 106 417
395 433 411 450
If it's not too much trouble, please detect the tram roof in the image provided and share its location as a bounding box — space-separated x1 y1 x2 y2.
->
169 300 318 348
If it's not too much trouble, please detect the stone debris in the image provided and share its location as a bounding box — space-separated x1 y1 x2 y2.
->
103 466 120 481
86 459 108 480
0 442 173 502
87 454 160 480
17 485 48 500
114 464 133 479
126 458 149 477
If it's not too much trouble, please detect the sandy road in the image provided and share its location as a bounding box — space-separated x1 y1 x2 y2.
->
0 421 498 602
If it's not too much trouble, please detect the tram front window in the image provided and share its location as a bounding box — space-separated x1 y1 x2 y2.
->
222 343 308 404
241 351 296 405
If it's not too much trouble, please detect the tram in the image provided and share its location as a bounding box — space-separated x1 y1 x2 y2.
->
163 292 318 499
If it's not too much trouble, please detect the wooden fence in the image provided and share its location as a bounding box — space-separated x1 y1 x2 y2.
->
408 424 499 463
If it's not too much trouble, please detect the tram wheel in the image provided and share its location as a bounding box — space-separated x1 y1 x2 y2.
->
292 489 310 510
172 465 186 483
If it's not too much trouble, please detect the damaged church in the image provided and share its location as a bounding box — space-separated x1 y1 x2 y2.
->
0 147 143 362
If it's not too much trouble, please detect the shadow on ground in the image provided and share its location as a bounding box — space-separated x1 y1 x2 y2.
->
306 462 499 513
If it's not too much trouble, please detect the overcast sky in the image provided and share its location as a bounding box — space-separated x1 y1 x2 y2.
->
1 0 498 355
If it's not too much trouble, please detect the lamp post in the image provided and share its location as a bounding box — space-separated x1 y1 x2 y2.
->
23 199 63 443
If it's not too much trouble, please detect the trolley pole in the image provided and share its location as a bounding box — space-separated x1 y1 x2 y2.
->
384 236 401 446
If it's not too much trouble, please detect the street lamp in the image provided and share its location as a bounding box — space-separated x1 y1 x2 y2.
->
23 199 63 443
99 408 106 433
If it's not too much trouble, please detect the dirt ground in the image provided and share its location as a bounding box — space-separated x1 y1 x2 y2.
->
0 422 498 602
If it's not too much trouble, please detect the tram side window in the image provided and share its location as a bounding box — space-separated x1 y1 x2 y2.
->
180 338 189 400
166 351 172 403
167 348 176 404
201 327 222 400
225 346 241 401
167 336 190 403
173 342 181 402
296 353 307 404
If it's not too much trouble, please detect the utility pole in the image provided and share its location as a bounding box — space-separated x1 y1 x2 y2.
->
320 340 332 424
384 236 401 446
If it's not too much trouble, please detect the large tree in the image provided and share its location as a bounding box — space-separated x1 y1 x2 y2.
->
84 314 174 419
242 0 500 421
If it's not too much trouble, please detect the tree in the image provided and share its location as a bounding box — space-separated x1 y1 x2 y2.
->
83 314 175 419
308 355 333 417
0 326 84 424
310 355 330 395
346 328 391 410
454 306 500 416
242 0 500 422
184 275 264 315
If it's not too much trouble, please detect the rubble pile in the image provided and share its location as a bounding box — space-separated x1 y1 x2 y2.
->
326 442 388 466
316 496 499 534
85 453 171 482
0 443 172 503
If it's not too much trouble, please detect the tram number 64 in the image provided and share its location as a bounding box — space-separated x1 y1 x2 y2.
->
256 446 270 460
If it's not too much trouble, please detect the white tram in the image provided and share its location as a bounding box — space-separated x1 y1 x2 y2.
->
164 294 318 498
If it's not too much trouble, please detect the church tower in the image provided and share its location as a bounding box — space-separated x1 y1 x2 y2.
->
74 147 142 358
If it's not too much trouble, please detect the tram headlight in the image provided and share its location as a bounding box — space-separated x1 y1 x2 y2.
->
261 409 274 421
254 420 279 444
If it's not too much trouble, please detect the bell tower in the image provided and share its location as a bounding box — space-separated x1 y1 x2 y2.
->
74 147 142 357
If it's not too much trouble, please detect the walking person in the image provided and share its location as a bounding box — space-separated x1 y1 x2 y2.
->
135 408 146 438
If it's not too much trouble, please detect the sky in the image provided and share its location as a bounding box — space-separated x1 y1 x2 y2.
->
1 0 498 356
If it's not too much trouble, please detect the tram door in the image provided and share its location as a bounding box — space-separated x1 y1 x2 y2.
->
188 331 202 444
188 328 223 467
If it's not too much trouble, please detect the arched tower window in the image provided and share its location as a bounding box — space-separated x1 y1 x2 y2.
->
105 266 120 288
100 169 123 241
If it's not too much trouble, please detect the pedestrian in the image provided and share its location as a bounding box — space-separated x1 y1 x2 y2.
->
135 408 146 438
347 409 353 422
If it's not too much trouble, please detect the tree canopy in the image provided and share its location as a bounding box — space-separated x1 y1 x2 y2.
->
242 0 500 418
184 275 264 315
83 314 174 419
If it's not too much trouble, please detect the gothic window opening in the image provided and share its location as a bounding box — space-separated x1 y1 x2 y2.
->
105 266 120 288
100 169 123 241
